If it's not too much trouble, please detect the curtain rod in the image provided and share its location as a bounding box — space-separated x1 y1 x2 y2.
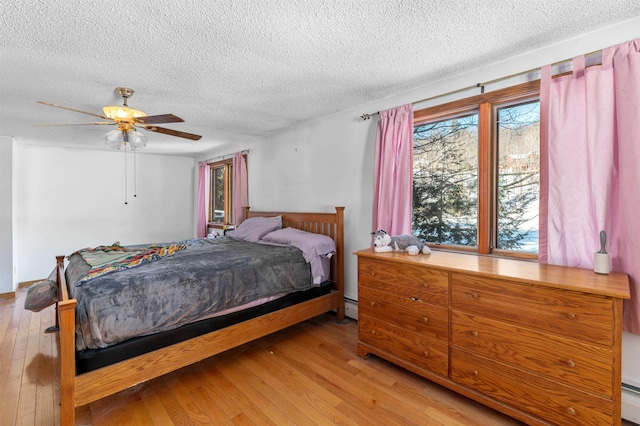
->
360 49 602 120
206 149 249 164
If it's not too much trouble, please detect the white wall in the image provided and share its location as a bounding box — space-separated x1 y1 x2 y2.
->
13 143 196 284
623 332 640 385
0 137 14 294
200 16 640 401
241 115 376 300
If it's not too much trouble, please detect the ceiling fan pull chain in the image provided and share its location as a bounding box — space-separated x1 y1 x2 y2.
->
133 148 137 198
124 146 128 205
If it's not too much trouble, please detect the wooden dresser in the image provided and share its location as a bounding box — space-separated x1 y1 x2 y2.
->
355 249 630 426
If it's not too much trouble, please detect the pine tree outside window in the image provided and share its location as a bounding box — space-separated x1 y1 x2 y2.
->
209 160 234 225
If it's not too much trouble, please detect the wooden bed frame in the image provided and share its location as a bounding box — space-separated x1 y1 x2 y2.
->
54 206 345 424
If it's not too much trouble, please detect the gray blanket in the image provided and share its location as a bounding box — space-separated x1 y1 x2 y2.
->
66 238 313 350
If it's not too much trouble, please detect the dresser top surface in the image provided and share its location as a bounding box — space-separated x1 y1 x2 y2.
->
355 248 630 299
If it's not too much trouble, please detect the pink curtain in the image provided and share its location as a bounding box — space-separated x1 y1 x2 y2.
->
197 161 209 238
372 104 414 235
232 152 248 226
614 40 640 334
540 39 640 334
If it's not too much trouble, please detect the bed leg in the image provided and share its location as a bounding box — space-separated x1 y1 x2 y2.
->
334 302 348 323
58 298 77 425
45 302 60 333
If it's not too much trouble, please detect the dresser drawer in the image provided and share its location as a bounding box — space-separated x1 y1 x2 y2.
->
358 257 448 305
359 315 448 376
359 285 448 340
451 348 613 426
451 274 614 346
451 310 613 397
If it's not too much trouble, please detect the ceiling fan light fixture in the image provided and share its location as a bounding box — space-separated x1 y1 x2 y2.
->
129 130 147 151
103 129 124 150
102 129 147 151
102 105 146 120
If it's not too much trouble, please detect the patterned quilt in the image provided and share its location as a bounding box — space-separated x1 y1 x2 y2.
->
70 242 187 285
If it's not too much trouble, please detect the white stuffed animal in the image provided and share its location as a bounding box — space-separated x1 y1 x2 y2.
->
371 230 431 255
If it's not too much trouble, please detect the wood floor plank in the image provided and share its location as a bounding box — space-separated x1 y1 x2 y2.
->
227 348 319 425
35 312 57 426
0 296 14 354
138 381 181 425
111 393 149 426
198 361 277 426
75 404 94 426
238 348 323 426
2 357 26 426
166 366 221 425
229 412 254 426
148 380 196 426
274 334 425 426
194 363 250 422
128 391 158 426
212 354 297 426
87 391 125 426
244 342 357 426
15 308 41 425
259 340 378 426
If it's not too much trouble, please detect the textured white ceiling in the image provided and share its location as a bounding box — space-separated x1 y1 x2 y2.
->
2 0 640 155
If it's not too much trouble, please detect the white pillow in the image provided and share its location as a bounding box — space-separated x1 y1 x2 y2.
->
226 216 282 242
261 227 335 258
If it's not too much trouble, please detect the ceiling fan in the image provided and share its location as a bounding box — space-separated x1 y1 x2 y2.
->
35 87 203 147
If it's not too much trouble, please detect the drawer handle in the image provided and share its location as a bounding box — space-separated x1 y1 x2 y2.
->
410 297 422 302
472 370 479 377
422 317 429 324
566 407 576 416
423 350 429 357
566 312 577 320
420 283 429 289
471 331 479 338
370 301 376 307
469 292 479 300
565 359 575 368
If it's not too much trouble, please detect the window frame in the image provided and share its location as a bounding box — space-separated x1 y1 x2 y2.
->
413 80 540 260
208 159 234 225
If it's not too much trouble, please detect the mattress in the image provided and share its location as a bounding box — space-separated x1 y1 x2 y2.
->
75 281 332 374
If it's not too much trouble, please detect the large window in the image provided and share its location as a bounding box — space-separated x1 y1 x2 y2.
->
209 159 234 224
412 81 540 258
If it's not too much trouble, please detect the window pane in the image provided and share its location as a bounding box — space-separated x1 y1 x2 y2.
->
229 164 234 223
211 167 225 222
413 114 479 246
496 101 540 252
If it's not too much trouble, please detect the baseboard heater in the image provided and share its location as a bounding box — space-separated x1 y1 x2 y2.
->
344 297 358 320
622 382 640 424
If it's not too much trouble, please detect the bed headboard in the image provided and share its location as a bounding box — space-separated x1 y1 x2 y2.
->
244 206 345 296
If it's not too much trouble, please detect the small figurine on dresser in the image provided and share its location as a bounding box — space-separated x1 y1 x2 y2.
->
370 229 431 255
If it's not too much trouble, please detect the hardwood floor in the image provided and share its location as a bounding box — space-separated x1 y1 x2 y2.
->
1 287 635 425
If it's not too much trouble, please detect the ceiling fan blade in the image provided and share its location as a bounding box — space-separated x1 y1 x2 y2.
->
134 114 185 124
37 101 112 120
144 125 202 140
32 122 115 127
